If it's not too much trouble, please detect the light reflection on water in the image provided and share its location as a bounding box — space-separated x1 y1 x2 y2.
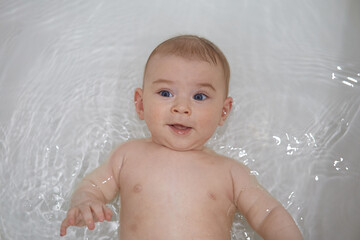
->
1 1 360 240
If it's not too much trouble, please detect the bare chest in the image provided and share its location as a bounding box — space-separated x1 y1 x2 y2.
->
117 152 236 239
119 152 233 204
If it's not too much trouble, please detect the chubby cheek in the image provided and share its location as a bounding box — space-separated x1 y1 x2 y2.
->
196 106 223 129
143 103 164 130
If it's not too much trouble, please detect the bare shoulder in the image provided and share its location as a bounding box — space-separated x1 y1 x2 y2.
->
111 138 150 155
205 148 250 172
202 149 260 199
207 150 259 190
203 148 256 185
106 139 147 167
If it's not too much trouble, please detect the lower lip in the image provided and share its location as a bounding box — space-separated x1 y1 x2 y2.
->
168 125 192 135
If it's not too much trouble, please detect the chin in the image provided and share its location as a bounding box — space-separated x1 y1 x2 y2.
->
164 139 207 152
150 133 209 152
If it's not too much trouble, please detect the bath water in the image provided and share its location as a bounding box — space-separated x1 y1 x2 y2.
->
0 0 359 239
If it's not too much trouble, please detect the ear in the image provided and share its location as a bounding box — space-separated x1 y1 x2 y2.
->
134 88 144 120
218 97 233 126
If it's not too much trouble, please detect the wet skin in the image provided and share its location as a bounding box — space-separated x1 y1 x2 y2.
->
60 55 303 239
60 139 302 239
117 139 238 239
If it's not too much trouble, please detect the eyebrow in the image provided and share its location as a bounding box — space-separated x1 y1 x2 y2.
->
152 79 173 85
197 82 216 92
152 79 216 92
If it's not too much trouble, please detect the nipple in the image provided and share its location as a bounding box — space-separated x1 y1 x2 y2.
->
133 184 142 193
207 191 217 201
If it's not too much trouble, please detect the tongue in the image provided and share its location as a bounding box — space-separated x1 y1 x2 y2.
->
173 124 188 130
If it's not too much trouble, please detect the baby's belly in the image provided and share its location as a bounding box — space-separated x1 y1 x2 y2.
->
118 191 235 240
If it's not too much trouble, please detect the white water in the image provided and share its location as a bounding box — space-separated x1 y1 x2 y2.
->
0 1 359 239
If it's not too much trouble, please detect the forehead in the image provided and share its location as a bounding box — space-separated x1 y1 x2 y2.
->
144 54 225 86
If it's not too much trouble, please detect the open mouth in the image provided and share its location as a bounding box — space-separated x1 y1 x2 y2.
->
168 124 192 135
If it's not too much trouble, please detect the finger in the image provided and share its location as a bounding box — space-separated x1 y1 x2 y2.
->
60 215 73 236
91 204 105 222
66 208 78 226
79 205 95 230
60 207 81 236
103 205 113 221
60 218 68 236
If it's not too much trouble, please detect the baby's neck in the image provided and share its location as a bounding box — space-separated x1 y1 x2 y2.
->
146 137 213 154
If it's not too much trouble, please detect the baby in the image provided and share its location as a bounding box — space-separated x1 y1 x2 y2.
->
60 35 303 240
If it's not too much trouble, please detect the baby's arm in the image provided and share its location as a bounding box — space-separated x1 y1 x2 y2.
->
231 163 303 240
60 147 124 236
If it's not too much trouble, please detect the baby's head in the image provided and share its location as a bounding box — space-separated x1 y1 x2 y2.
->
135 35 232 151
143 35 230 97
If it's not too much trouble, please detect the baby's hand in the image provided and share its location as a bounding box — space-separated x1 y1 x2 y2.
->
60 200 113 236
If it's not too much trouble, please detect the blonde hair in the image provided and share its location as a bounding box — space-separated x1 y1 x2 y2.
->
144 35 230 96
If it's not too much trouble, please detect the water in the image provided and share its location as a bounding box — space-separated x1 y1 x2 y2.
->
0 0 359 239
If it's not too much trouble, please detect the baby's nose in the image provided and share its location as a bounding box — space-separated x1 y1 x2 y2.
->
171 102 191 115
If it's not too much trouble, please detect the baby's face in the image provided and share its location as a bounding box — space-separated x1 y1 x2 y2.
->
135 54 232 151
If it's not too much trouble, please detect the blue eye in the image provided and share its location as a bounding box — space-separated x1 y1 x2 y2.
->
159 90 173 97
193 93 207 101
